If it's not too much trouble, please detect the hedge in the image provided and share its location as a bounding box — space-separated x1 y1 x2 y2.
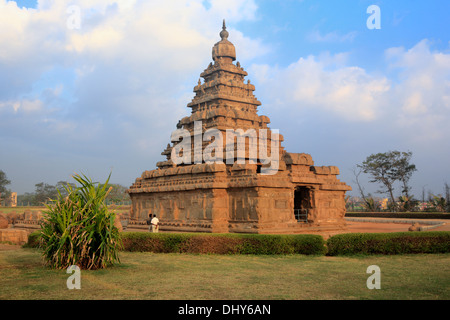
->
26 230 450 256
120 232 327 255
326 231 450 256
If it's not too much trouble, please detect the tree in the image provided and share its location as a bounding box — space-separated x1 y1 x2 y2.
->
444 182 450 212
105 184 129 204
358 150 417 211
358 152 398 207
56 181 76 198
351 167 379 212
390 151 417 199
17 192 36 206
0 170 11 203
34 182 58 205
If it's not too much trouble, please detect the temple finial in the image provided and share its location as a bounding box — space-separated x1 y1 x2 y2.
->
220 19 229 40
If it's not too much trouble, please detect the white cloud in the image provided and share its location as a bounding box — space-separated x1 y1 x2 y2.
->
0 0 265 116
385 40 450 141
0 0 265 192
250 54 390 122
0 98 43 113
246 39 450 201
2 1 448 196
250 39 450 147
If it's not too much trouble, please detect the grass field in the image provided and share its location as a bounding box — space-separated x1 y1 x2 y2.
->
0 206 45 213
0 247 449 300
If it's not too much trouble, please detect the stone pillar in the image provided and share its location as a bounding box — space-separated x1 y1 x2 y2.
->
210 189 229 233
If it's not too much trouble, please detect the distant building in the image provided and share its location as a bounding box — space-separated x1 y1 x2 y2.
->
380 198 388 210
3 192 17 207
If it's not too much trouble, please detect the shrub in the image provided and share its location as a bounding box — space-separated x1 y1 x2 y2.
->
120 232 326 255
326 231 450 256
39 173 122 270
25 230 41 248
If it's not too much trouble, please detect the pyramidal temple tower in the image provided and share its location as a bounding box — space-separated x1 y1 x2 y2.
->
128 21 351 234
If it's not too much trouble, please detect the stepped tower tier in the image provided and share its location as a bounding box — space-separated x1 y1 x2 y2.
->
157 20 283 170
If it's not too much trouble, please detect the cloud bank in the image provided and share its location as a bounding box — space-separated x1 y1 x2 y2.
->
0 0 266 191
250 39 450 196
1 0 449 198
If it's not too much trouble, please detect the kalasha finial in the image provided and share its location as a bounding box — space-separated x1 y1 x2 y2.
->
220 19 229 40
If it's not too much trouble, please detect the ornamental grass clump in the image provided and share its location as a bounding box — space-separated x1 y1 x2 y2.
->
39 173 122 270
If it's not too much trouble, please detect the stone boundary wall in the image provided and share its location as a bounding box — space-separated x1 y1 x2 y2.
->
0 229 28 245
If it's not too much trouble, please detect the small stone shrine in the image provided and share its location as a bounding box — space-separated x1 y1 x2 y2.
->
128 21 351 234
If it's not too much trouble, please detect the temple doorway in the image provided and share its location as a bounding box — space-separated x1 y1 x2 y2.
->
294 186 312 222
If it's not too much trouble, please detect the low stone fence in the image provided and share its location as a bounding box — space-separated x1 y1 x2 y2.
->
0 209 130 244
0 229 28 245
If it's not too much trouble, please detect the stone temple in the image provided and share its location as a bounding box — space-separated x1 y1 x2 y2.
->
127 21 351 234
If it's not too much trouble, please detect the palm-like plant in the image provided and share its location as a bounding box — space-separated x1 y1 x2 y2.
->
398 195 417 212
430 196 447 213
39 173 122 270
362 196 380 212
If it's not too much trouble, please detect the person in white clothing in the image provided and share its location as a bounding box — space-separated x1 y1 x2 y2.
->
147 213 153 232
151 215 159 233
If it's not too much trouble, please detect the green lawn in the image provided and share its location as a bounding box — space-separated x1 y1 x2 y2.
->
0 247 449 300
0 206 44 213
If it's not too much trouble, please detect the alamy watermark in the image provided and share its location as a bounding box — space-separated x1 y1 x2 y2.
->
66 265 81 289
366 265 381 289
170 121 280 175
367 5 381 30
66 5 81 30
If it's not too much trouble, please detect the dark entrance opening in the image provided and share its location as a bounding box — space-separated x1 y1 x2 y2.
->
294 187 312 222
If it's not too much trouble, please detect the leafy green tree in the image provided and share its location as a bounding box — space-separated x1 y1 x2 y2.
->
358 150 417 211
56 181 76 198
390 151 417 199
17 192 36 206
34 182 58 205
16 181 76 206
0 170 11 202
358 152 397 206
105 184 130 204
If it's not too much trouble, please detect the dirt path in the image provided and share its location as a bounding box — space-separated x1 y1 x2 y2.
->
344 218 450 233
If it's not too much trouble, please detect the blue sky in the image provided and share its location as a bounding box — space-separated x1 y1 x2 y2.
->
1 0 449 200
